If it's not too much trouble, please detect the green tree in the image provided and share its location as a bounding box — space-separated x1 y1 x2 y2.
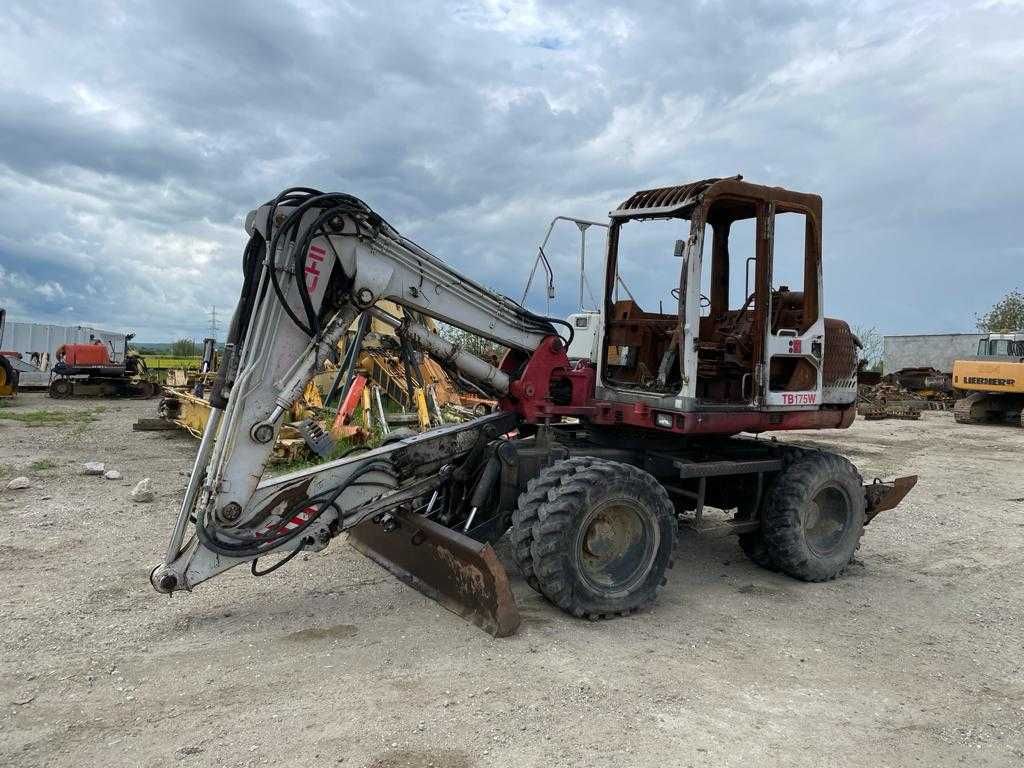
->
853 324 883 370
170 338 197 357
977 289 1024 333
437 324 507 366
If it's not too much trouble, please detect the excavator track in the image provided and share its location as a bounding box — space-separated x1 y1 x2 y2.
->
954 392 1024 425
953 393 984 424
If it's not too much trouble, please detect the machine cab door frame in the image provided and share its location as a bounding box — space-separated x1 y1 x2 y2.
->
686 184 825 410
759 200 825 410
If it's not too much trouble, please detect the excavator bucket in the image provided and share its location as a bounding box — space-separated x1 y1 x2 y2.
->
347 511 521 637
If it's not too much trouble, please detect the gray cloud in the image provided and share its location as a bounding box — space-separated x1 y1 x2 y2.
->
0 0 1021 340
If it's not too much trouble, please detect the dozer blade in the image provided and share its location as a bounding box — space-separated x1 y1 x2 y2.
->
347 512 521 637
864 475 918 523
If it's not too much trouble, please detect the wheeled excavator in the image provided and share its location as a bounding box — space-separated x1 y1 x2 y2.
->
151 178 917 635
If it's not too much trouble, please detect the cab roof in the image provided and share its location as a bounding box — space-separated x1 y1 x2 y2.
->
611 175 822 221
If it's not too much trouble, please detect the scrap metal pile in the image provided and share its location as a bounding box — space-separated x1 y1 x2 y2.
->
140 302 496 463
858 383 943 420
858 381 926 420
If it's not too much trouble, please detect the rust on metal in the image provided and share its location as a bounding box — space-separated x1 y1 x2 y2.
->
823 319 858 387
348 511 521 637
864 475 918 523
612 179 723 218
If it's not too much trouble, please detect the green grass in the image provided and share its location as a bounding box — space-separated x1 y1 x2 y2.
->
0 409 99 427
29 459 59 471
267 428 387 476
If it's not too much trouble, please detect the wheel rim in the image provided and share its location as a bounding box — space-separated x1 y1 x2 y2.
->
572 497 659 596
802 485 852 556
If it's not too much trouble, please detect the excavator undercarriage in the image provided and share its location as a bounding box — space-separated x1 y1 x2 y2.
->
151 180 916 635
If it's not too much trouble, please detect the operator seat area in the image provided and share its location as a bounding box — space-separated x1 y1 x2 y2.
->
599 178 825 405
602 300 677 389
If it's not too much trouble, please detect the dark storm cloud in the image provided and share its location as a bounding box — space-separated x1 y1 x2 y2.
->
0 0 1022 340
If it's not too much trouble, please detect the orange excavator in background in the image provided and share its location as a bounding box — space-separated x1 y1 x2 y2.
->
49 333 155 398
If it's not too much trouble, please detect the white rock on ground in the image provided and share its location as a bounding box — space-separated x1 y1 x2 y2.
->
6 476 31 490
104 470 122 480
130 478 155 502
83 462 105 475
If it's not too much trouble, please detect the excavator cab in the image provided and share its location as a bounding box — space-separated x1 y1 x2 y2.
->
976 333 1024 357
596 177 856 424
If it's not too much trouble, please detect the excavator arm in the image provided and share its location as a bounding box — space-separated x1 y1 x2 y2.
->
150 189 572 633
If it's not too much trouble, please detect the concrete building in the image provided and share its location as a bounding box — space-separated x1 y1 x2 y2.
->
883 333 984 374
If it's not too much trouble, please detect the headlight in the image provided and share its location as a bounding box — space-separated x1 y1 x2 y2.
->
654 412 674 429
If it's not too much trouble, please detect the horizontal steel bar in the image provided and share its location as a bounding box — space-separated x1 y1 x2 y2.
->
665 457 783 479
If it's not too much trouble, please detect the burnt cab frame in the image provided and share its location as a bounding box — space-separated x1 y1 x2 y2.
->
597 177 823 410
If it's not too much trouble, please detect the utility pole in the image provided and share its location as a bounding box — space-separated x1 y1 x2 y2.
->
208 306 219 342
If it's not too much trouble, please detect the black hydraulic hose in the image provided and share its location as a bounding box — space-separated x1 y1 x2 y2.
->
289 204 365 338
268 192 379 339
195 461 395 559
210 233 265 408
399 335 418 405
519 307 574 349
266 190 321 337
251 539 309 576
334 311 372 409
325 340 356 406
468 455 501 510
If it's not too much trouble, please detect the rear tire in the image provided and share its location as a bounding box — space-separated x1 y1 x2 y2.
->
735 485 778 571
761 452 865 582
738 530 777 571
529 460 676 619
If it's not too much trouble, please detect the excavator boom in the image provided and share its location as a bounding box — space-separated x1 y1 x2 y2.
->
151 190 565 623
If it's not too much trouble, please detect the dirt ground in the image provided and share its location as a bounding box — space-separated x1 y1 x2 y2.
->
1 392 1022 768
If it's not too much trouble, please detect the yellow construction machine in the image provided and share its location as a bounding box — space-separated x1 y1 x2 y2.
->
952 332 1024 426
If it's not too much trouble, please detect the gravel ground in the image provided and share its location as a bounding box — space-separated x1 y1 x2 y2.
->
1 392 1022 767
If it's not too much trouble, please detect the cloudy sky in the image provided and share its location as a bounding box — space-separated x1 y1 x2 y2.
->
0 0 1021 342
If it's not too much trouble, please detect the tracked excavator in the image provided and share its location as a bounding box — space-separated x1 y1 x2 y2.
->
952 333 1024 426
150 178 917 635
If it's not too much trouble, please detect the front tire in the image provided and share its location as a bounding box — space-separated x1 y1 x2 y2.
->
762 452 865 582
510 457 598 593
529 460 676 619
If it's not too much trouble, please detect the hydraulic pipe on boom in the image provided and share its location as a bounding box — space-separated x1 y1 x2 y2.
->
151 188 565 605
